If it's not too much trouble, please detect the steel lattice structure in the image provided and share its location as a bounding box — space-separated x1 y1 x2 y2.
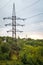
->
3 3 25 40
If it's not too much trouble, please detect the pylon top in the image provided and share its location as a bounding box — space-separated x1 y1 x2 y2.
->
12 3 16 17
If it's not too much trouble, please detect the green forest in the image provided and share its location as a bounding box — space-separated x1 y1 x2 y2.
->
0 36 43 65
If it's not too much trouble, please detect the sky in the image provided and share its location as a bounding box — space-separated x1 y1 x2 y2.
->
0 0 43 39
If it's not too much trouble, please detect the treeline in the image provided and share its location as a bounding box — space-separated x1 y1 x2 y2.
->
0 37 43 65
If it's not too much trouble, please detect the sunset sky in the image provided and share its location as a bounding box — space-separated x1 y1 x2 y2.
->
0 0 43 39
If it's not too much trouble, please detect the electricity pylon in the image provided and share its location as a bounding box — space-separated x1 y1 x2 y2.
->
3 3 26 59
3 3 26 40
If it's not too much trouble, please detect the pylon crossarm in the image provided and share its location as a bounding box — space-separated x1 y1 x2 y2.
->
7 29 23 33
16 17 26 21
3 16 26 21
5 23 11 26
5 23 25 27
3 17 12 20
17 30 23 33
7 29 14 32
16 23 25 26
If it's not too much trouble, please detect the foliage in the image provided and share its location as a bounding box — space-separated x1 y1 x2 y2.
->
0 37 43 65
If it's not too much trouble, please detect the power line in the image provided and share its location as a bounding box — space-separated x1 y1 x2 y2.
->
17 0 40 13
22 13 43 20
0 0 41 16
0 0 40 11
16 13 43 20
0 0 43 27
26 13 43 20
0 0 11 9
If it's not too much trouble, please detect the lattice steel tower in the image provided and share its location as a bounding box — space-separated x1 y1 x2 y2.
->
3 3 26 39
12 4 16 38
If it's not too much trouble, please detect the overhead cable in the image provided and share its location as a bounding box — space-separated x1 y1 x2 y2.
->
17 0 40 13
0 0 11 9
25 13 43 20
